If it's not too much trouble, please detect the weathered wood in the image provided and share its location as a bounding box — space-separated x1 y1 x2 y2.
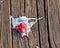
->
0 0 12 48
0 2 2 48
11 0 23 48
0 0 60 48
37 0 49 48
25 0 39 48
48 0 60 48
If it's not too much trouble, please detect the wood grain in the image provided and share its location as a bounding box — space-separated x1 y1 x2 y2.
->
0 0 60 48
37 0 49 48
25 0 39 48
11 0 23 48
48 0 60 48
0 0 12 48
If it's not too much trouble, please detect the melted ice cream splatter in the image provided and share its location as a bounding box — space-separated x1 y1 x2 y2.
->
10 16 43 37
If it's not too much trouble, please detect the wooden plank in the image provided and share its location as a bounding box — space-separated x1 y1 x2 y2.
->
11 0 23 48
0 0 12 48
48 0 60 48
11 0 30 48
25 0 39 48
0 2 2 48
37 0 49 48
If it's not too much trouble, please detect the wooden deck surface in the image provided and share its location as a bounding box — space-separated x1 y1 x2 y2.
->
0 0 60 48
